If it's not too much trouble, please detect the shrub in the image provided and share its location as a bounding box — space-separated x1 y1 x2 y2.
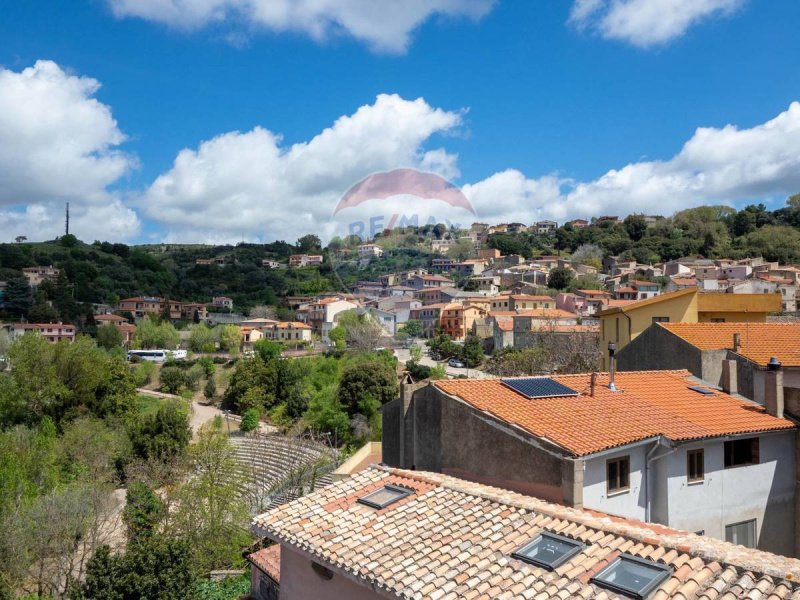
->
203 377 216 402
239 408 260 433
159 366 186 394
133 361 156 387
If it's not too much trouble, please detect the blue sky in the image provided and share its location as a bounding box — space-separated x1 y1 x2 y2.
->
1 0 799 244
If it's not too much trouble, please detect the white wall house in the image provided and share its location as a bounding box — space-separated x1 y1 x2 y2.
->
582 431 795 556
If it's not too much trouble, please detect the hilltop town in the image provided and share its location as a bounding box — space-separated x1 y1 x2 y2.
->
2 200 800 598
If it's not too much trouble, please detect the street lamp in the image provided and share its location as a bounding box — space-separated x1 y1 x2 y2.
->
223 409 231 434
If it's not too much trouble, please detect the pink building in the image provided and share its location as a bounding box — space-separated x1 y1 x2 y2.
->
11 322 76 343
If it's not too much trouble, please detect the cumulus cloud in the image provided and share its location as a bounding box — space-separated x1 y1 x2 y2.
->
464 101 800 223
568 0 744 47
107 0 496 52
0 60 140 242
138 94 465 242
140 93 800 244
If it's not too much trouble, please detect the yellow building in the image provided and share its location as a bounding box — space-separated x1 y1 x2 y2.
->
598 288 781 369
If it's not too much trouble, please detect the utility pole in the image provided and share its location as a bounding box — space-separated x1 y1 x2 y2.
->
65 202 70 236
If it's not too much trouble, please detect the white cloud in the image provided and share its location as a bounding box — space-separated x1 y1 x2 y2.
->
0 60 140 242
568 0 744 47
138 93 465 242
463 102 800 223
107 0 496 52
141 92 800 244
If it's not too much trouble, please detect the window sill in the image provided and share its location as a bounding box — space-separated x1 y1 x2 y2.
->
687 479 704 486
606 488 630 498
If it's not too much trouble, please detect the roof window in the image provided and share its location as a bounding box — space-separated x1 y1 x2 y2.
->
511 532 583 570
357 484 412 509
688 385 715 395
591 554 672 599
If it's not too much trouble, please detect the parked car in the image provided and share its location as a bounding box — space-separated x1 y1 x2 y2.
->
448 358 466 368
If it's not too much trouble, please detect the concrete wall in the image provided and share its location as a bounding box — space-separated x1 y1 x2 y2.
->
653 434 795 557
279 546 383 600
383 385 573 504
616 325 703 376
583 446 648 521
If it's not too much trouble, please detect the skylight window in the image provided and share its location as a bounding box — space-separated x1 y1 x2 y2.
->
356 484 412 509
511 532 583 570
591 554 672 599
688 385 714 395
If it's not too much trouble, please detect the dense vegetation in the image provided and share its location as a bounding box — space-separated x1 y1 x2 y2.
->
0 334 251 599
489 197 800 265
223 340 398 447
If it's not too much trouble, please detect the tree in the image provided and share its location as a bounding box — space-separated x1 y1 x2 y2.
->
3 277 32 318
570 244 603 269
328 325 346 349
14 236 26 244
336 310 383 352
409 343 422 362
160 300 172 324
74 536 196 600
159 366 186 394
192 309 200 324
239 408 260 433
133 316 179 350
123 482 165 544
400 319 422 338
547 266 574 291
296 234 322 253
463 334 484 367
167 420 250 574
337 359 398 416
27 302 60 323
203 377 216 402
96 323 124 349
188 323 214 352
128 400 190 463
623 214 648 241
446 238 474 261
216 324 241 353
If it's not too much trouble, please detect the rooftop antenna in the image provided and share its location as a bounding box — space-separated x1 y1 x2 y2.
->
65 202 70 236
607 342 618 391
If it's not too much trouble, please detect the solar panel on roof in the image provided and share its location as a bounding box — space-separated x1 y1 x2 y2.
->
501 377 579 399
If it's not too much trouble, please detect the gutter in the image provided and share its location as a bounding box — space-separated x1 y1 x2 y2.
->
644 438 677 523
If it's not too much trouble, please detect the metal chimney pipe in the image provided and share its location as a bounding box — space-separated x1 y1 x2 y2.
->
608 342 617 391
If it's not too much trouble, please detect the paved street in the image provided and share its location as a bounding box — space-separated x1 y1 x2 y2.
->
394 348 494 379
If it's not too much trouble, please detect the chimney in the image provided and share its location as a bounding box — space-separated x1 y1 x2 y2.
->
764 357 784 419
590 372 597 397
732 333 741 354
721 359 737 395
607 342 617 391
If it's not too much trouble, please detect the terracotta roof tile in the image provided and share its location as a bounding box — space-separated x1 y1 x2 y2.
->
660 323 800 367
434 371 793 456
248 545 281 582
254 466 800 599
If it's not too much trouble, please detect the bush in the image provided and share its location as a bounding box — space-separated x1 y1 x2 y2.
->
133 361 156 387
160 366 186 394
185 364 205 391
239 408 260 433
203 377 216 402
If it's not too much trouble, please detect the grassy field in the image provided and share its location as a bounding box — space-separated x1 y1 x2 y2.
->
135 393 164 416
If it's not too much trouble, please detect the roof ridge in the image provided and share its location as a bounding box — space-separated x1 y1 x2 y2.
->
378 466 800 582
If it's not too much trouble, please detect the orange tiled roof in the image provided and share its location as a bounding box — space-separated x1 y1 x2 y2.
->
489 308 577 319
434 371 793 457
660 322 800 367
254 465 800 599
248 545 280 582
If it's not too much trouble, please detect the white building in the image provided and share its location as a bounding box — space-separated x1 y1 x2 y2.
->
358 244 384 259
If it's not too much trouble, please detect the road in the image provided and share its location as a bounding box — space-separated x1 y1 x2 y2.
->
136 388 276 436
394 348 494 379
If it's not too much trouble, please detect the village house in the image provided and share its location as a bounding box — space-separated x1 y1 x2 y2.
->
22 265 59 286
598 288 781 369
118 296 183 321
357 243 383 259
618 322 800 408
261 322 312 343
252 464 800 600
195 256 227 266
491 308 590 350
95 314 136 346
409 303 447 338
383 370 796 555
212 296 234 309
408 273 454 291
533 220 557 234
289 254 323 267
261 259 282 269
10 322 76 343
414 286 459 305
437 303 485 341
